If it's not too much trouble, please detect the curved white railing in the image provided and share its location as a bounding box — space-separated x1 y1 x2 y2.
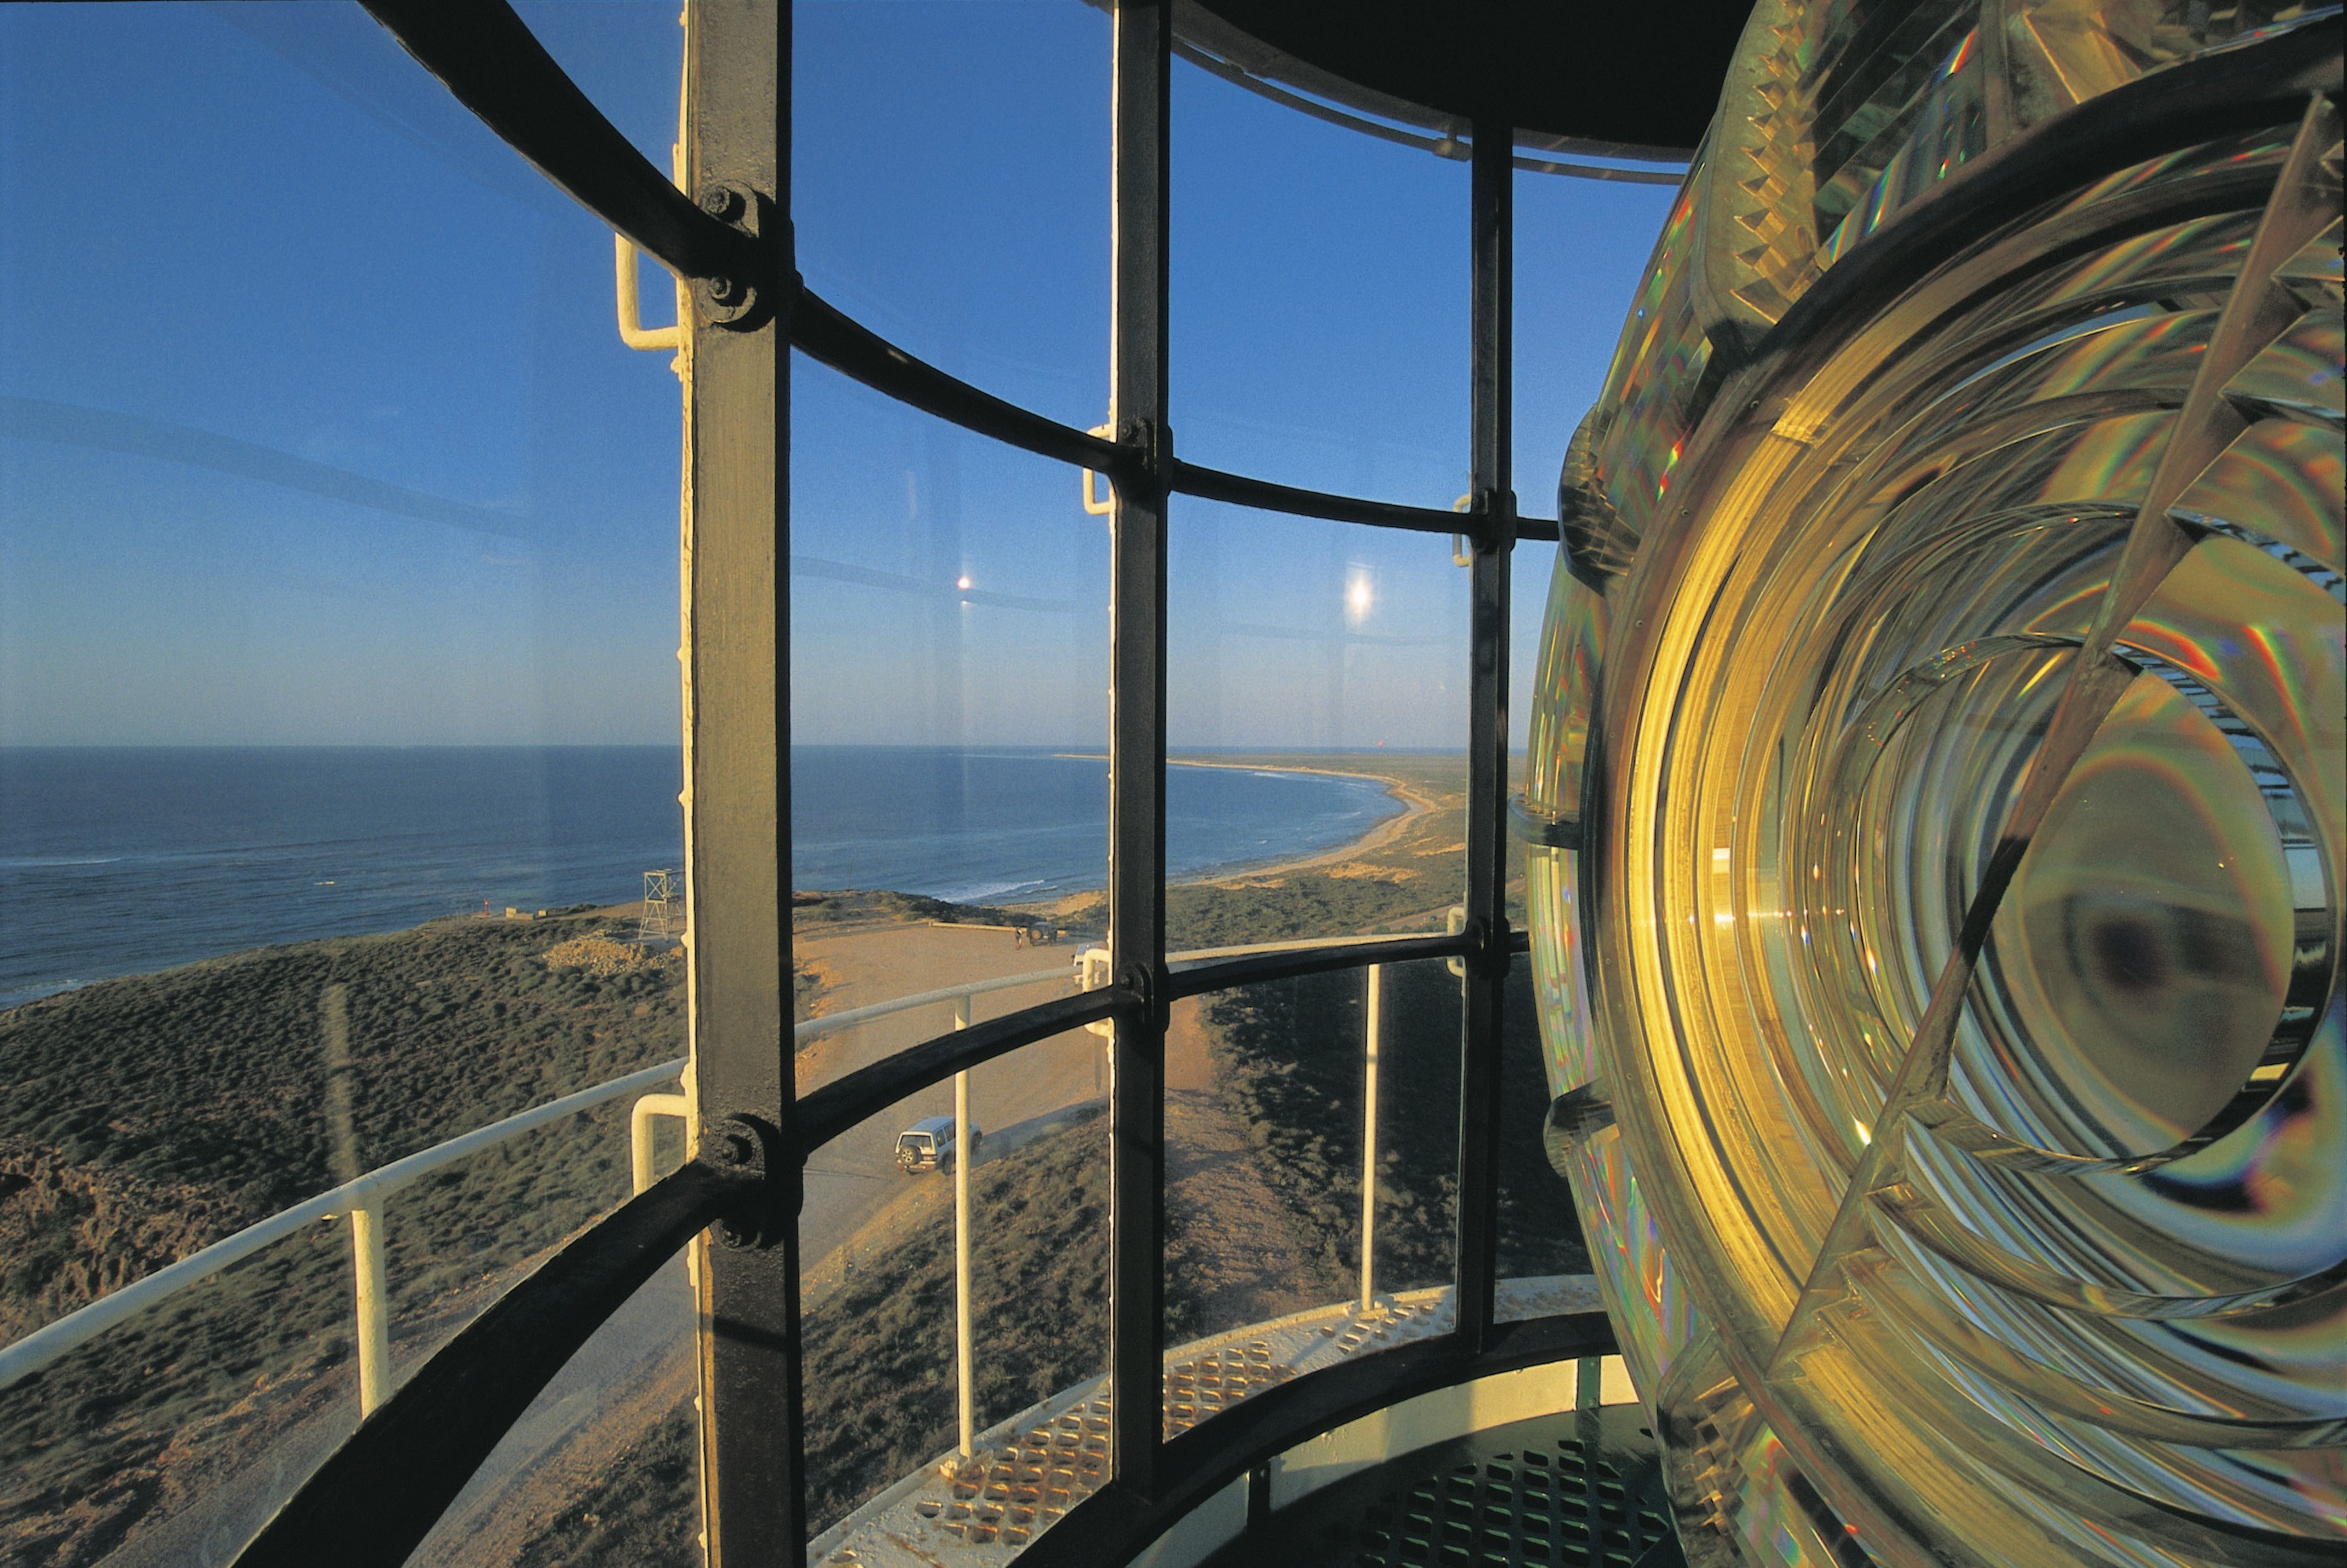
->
0 1056 686 1403
1 920 1458 1419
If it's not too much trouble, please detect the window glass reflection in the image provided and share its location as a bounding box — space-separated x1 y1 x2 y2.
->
1158 498 1468 952
793 0 1110 431
0 6 688 1560
1171 52 1469 505
788 357 1110 1081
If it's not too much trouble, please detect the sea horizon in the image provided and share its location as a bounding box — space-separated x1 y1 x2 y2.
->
1 744 1408 1008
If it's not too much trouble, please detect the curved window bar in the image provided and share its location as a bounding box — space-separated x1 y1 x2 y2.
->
359 0 761 291
790 288 1123 475
796 284 1559 544
231 1160 752 1568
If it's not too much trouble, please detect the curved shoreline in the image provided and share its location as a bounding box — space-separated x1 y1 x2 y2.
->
1027 753 1433 902
1166 760 1432 884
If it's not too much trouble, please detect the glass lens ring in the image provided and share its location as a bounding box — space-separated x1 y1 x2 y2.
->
1560 134 2346 1556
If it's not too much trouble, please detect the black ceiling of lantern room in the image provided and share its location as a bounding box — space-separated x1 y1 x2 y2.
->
1192 0 1756 153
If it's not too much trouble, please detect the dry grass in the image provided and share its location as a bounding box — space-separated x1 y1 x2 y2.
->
542 935 654 978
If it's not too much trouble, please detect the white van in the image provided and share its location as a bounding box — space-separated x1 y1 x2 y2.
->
894 1114 981 1173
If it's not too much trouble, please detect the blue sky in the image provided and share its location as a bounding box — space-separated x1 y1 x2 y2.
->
0 1 1673 749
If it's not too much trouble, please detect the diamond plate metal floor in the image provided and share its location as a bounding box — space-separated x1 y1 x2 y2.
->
1201 1405 1682 1568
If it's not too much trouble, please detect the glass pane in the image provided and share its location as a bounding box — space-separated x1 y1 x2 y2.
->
1511 168 1682 530
1161 498 1467 951
0 4 688 1558
788 359 1111 1040
1171 54 1468 506
1511 166 1682 764
793 0 1110 431
1164 956 1460 1440
408 1268 699 1568
1 1209 353 1565
1360 958 1464 1301
1494 963 1594 1318
516 0 686 170
800 1035 1110 1552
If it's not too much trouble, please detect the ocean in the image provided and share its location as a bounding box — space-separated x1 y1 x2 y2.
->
0 746 1401 1008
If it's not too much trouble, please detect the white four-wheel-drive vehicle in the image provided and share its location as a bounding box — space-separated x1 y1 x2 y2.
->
894 1114 981 1173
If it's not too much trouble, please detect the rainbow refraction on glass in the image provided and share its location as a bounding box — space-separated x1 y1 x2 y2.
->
1524 3 2343 1565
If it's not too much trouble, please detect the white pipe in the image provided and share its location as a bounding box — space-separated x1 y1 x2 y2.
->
1168 931 1418 965
1360 963 1382 1312
1079 945 1116 1041
952 995 974 1458
0 1055 686 1396
632 1091 692 1194
795 966 1066 1043
349 1201 392 1415
614 233 683 351
1081 423 1116 515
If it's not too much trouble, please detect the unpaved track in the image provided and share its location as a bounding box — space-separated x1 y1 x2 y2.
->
1164 996 1349 1331
794 924 1104 1269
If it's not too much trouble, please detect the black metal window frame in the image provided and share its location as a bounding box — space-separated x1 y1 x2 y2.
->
229 4 1611 1566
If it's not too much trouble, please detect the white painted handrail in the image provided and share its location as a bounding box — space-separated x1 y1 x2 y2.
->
794 964 1068 1043
0 1055 686 1399
1 925 1448 1409
790 931 1420 1045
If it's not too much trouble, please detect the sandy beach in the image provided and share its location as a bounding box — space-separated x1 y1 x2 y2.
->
1164 757 1440 879
1015 754 1446 920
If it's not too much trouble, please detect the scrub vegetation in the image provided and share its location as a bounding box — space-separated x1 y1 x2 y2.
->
1201 962 1587 1294
0 911 684 1568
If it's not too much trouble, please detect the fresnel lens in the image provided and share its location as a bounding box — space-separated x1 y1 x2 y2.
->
1524 3 2343 1565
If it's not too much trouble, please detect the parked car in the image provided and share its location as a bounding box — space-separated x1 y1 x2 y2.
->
895 1114 981 1173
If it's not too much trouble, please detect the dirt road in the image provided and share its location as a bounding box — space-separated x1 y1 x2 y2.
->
794 923 1106 1270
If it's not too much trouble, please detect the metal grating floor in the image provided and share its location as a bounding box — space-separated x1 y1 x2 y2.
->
813 1281 1610 1567
1204 1405 1683 1568
890 1339 1300 1553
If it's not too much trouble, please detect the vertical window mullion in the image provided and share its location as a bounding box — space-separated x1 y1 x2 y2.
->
682 1 802 1563
1108 0 1173 1502
1456 112 1515 1352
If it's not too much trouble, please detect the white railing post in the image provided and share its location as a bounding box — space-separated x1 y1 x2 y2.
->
0 1056 688 1402
632 1091 693 1194
1361 963 1382 1312
952 994 975 1458
349 1200 391 1417
1078 945 1114 1099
